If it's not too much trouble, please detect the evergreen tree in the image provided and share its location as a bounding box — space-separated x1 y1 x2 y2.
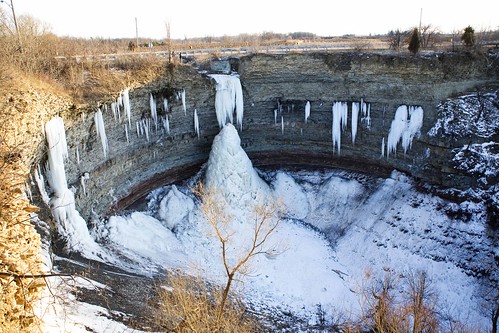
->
408 28 420 54
461 25 475 47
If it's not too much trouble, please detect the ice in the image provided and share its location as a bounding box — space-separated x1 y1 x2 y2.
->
209 74 244 130
271 172 309 219
194 109 199 138
150 93 158 131
281 116 284 134
331 101 348 154
351 102 359 144
34 164 50 205
44 117 102 258
181 89 186 115
122 88 131 127
204 124 270 209
387 105 424 157
304 101 310 123
158 185 195 231
163 97 168 113
94 109 108 159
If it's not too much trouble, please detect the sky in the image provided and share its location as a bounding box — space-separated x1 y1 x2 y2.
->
8 0 499 39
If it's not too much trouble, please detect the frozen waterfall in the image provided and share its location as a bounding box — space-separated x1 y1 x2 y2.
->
44 116 101 257
386 105 424 157
209 74 244 130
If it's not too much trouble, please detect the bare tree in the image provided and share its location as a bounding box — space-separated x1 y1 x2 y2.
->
195 182 281 320
420 24 440 49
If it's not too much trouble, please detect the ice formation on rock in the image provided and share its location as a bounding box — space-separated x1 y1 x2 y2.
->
304 101 311 123
386 105 424 157
158 185 195 231
204 124 270 209
150 93 158 131
194 109 199 138
122 89 131 127
351 102 359 144
94 109 108 159
209 74 244 130
181 89 186 115
44 116 101 256
332 102 348 155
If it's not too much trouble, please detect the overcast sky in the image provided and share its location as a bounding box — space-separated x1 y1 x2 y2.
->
9 0 499 39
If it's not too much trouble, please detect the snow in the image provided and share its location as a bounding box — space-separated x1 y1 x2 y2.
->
453 141 499 180
428 89 498 138
386 105 424 157
93 109 108 159
210 74 244 130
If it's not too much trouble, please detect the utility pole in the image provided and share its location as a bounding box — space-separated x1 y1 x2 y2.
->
419 8 423 35
1 0 22 52
135 17 139 49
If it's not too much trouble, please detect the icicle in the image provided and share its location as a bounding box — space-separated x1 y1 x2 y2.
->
76 146 80 165
24 182 33 202
163 98 169 112
274 109 278 126
401 106 423 154
111 102 117 121
386 105 424 157
125 124 129 143
331 102 348 155
122 88 131 127
80 175 87 196
34 165 50 205
150 93 158 131
136 121 140 137
281 116 284 134
387 105 408 158
181 89 186 115
381 137 385 157
94 109 109 159
163 115 170 135
304 101 310 124
351 102 359 145
143 119 150 142
194 109 200 138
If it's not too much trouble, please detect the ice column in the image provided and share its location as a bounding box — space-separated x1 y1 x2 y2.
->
94 109 108 159
210 74 244 130
332 102 348 155
304 101 311 123
351 102 359 144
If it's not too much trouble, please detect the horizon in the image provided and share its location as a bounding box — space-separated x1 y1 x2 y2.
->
8 0 499 40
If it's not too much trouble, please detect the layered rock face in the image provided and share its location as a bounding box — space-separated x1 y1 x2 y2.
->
52 51 497 220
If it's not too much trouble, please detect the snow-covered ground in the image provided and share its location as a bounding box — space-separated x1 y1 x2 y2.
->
37 124 496 331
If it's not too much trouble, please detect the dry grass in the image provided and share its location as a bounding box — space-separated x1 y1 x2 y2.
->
154 272 258 333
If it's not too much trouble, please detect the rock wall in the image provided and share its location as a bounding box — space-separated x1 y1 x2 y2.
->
46 51 497 220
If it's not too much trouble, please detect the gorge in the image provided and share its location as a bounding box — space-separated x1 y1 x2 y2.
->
29 50 499 331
